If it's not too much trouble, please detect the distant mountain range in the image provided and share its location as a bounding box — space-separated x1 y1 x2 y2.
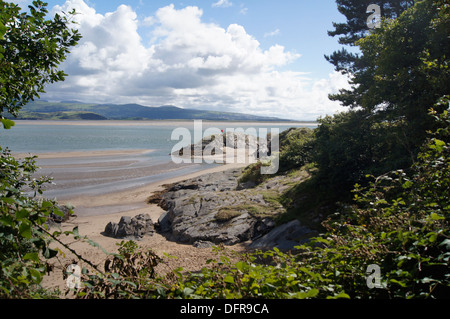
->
13 101 296 122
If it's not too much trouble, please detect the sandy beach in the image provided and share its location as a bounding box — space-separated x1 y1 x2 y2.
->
41 156 249 293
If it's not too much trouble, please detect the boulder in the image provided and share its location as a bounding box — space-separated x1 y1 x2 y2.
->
104 214 155 240
46 204 73 226
249 220 318 251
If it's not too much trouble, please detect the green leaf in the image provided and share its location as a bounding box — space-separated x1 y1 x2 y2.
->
390 279 407 288
41 200 54 209
0 215 15 227
328 291 351 299
224 275 235 284
183 288 194 296
1 197 16 204
1 118 15 130
0 22 6 40
29 268 43 284
430 213 444 221
16 209 30 219
23 252 40 263
402 180 413 189
430 139 445 153
43 247 58 259
427 232 438 243
19 221 32 239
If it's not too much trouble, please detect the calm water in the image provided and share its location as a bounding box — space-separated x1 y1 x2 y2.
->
0 120 313 155
0 121 313 211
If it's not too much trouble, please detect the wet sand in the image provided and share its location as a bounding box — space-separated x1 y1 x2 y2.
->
14 148 155 159
23 149 219 214
38 149 249 293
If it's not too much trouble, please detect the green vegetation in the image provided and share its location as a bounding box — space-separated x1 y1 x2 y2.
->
0 0 82 298
0 0 448 299
0 1 81 123
12 100 290 122
215 207 243 222
17 110 107 120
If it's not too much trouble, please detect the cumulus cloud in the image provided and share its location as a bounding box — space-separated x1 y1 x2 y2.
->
44 0 350 120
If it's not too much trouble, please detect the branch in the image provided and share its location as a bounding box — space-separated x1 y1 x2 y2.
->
35 223 107 276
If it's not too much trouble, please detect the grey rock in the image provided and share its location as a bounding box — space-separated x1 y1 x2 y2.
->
157 168 280 246
193 240 215 248
249 220 318 251
154 165 318 249
157 211 171 233
104 214 155 240
46 204 73 226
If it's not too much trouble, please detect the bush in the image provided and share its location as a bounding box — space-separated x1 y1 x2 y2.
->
156 110 449 300
0 147 67 298
295 109 449 298
278 128 314 172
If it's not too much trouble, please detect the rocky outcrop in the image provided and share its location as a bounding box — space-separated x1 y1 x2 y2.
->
155 168 282 246
104 214 155 240
172 131 272 162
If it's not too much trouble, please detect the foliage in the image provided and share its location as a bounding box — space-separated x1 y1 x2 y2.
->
330 0 449 151
74 241 174 299
160 110 448 299
165 246 339 299
308 109 449 298
278 128 314 172
238 128 314 187
327 0 416 46
0 0 81 123
0 1 80 298
313 0 450 206
325 0 416 76
311 110 413 197
0 147 65 298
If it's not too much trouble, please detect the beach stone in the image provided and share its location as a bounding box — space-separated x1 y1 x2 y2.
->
249 220 318 251
46 204 73 226
104 214 155 240
193 240 215 248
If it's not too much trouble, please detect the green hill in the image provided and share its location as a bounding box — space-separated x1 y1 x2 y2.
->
14 101 291 122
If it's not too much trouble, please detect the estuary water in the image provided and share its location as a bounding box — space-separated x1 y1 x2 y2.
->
0 120 314 203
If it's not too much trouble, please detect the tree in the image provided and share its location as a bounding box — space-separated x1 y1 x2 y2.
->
314 0 449 196
330 0 449 154
325 0 416 74
328 0 416 45
0 1 80 298
0 0 81 128
311 110 410 196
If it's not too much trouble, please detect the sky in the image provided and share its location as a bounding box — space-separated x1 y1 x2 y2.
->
14 0 353 121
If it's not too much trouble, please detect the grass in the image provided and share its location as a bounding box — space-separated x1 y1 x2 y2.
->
214 207 243 222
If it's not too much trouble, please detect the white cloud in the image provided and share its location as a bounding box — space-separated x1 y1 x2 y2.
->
212 0 233 8
264 29 280 38
239 4 248 15
44 1 350 121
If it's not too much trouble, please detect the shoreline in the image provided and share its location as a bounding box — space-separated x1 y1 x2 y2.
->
62 161 247 216
41 162 249 293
